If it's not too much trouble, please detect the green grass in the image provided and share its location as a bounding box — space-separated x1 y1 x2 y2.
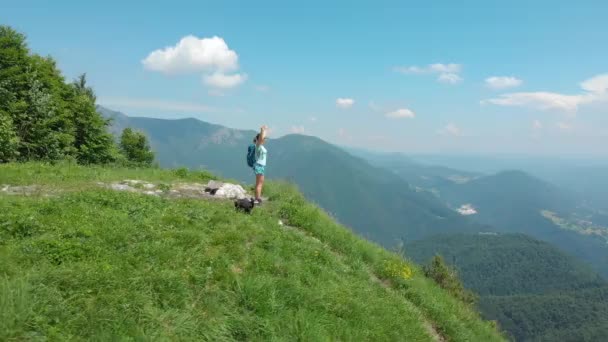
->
0 163 504 341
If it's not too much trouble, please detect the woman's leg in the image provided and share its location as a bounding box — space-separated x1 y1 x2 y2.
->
255 174 264 200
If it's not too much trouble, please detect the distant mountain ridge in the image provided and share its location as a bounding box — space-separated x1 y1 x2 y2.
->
98 106 484 246
432 170 608 277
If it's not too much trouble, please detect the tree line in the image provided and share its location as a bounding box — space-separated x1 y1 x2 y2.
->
0 25 153 166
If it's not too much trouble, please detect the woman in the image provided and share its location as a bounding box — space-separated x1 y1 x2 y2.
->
253 125 268 204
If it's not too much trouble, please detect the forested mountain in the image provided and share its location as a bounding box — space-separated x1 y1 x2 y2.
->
407 233 608 341
434 171 608 277
100 106 484 246
346 148 481 189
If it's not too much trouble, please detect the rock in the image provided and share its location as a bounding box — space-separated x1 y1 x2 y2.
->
214 183 248 199
122 179 144 185
2 185 40 195
101 180 251 201
205 180 224 190
110 183 136 192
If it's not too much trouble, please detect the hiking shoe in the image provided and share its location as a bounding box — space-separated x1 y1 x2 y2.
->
253 198 263 205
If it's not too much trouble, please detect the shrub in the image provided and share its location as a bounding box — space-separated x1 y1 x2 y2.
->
423 255 477 305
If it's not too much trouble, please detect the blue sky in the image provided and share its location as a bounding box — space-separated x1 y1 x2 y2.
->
3 0 608 156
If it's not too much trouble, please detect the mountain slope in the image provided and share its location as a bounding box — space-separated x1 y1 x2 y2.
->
435 170 608 277
100 106 483 246
0 162 504 341
406 233 608 341
347 148 481 189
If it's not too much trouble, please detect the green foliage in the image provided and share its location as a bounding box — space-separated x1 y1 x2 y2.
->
0 26 119 165
119 128 154 166
408 233 608 341
0 111 19 161
68 74 116 164
0 163 505 341
423 255 477 306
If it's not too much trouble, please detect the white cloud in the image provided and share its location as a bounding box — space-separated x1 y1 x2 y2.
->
457 204 477 215
483 92 588 113
485 76 523 89
310 117 318 122
438 123 462 136
394 63 463 85
98 97 213 113
336 98 355 109
556 121 572 130
290 126 305 134
142 35 238 74
533 120 543 129
438 73 462 84
394 63 461 74
203 72 247 88
386 108 415 119
143 35 247 89
482 73 608 113
580 74 608 93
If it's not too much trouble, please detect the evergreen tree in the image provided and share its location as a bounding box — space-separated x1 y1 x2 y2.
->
0 25 118 164
119 128 154 166
69 74 116 164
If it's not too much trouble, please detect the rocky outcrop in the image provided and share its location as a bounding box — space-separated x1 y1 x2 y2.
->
104 179 250 200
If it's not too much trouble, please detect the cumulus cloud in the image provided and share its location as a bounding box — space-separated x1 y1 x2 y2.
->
336 98 355 109
143 35 238 74
203 72 247 88
386 108 415 119
438 123 462 136
482 73 608 113
142 35 247 89
580 74 608 93
457 204 477 215
394 63 461 74
485 76 523 89
438 73 463 84
291 126 305 134
394 63 463 84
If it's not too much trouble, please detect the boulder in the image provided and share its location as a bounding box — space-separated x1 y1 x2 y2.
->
214 183 248 200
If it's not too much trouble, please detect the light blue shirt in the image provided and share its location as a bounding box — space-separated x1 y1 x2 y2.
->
255 145 267 166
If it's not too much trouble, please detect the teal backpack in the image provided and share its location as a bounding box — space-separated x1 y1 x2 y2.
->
247 144 256 168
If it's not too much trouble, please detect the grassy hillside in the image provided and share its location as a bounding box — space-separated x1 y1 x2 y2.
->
0 163 503 341
407 233 608 341
100 106 483 247
436 170 608 277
